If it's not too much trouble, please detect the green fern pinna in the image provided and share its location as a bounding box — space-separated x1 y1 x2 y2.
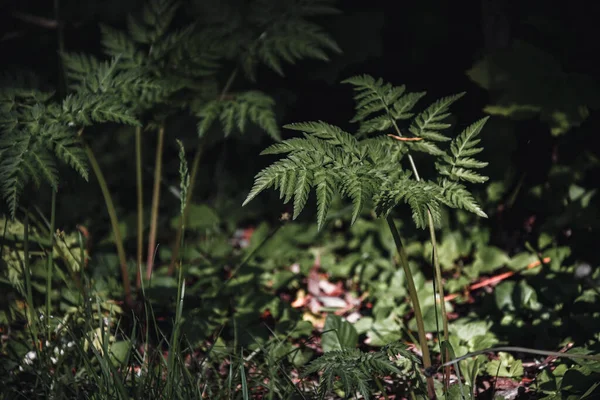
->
243 74 489 231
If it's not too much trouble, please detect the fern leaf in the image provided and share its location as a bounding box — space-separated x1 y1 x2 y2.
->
196 101 220 137
293 168 312 219
254 19 341 77
143 0 179 43
242 166 279 207
405 140 446 157
44 129 89 181
441 166 488 184
454 157 488 169
450 117 489 161
99 25 142 68
356 115 393 135
439 180 487 218
341 170 371 225
280 169 297 203
405 185 442 229
315 170 335 230
284 121 358 152
196 91 280 140
28 146 58 190
392 91 427 120
343 74 426 137
409 92 465 141
261 137 316 155
0 135 30 218
439 117 490 184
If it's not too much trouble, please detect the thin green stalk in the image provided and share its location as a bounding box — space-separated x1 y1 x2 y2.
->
168 68 238 275
385 216 435 399
45 190 56 339
167 142 203 275
135 125 144 289
391 119 451 382
145 124 165 280
22 212 44 394
22 212 37 332
428 210 451 384
84 142 132 306
167 157 188 397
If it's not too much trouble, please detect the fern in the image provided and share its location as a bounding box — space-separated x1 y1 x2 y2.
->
244 75 490 231
0 0 341 217
196 91 280 140
237 0 342 80
343 74 427 136
304 347 405 400
437 117 490 184
0 90 93 217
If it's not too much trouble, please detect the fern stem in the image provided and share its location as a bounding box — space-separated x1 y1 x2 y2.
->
385 216 435 399
145 124 165 280
391 119 450 384
84 143 132 306
45 190 56 339
135 126 144 289
427 210 451 386
167 67 238 275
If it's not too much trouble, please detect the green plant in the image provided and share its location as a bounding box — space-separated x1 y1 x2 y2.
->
1 0 342 303
243 74 491 397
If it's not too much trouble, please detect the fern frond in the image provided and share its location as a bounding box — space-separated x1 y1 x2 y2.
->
404 140 446 157
243 157 302 207
314 169 336 230
451 117 488 159
196 91 280 140
238 0 341 80
293 168 312 219
60 53 103 89
340 167 374 225
99 24 143 68
375 179 443 229
0 133 31 217
304 348 402 400
409 92 465 141
284 121 359 154
252 19 341 77
40 127 89 180
437 117 489 184
438 180 487 218
59 94 140 127
245 77 490 231
126 0 179 45
343 74 426 136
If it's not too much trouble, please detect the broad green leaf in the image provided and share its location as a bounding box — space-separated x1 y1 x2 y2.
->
472 245 510 274
321 314 358 352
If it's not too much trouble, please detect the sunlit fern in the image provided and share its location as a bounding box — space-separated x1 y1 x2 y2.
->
243 74 489 231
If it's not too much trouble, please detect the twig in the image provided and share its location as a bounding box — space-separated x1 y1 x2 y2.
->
444 257 551 302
